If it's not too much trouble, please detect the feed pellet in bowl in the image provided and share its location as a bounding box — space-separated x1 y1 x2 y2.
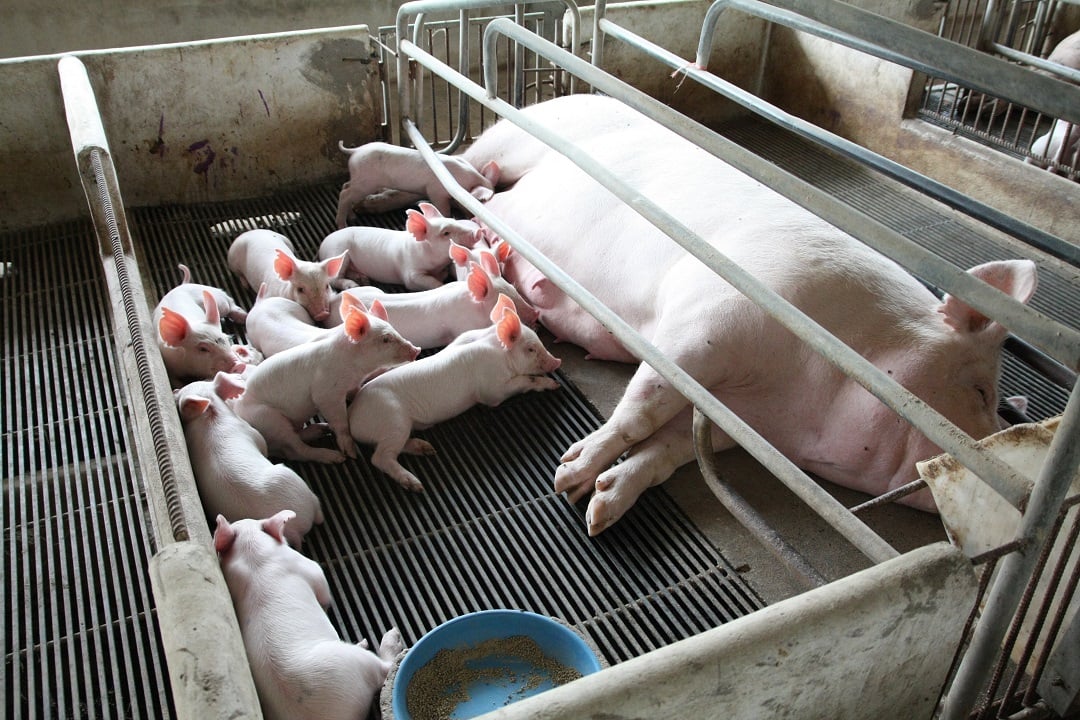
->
406 634 583 720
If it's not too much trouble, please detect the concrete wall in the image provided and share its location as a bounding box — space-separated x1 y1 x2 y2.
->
760 0 1080 246
0 26 383 232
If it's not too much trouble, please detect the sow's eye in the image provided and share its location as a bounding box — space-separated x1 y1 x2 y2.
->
975 385 992 409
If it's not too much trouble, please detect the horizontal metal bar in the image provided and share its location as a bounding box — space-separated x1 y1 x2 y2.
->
400 105 899 565
697 0 1080 127
992 43 1080 85
473 20 1057 512
596 15 1079 267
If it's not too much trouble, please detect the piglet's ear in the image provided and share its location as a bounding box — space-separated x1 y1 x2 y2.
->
261 510 296 544
159 307 191 347
405 209 430 242
489 293 516 324
324 251 348 280
344 307 371 343
202 290 221 326
478 250 501 277
213 371 246 401
178 395 211 422
493 239 512 264
938 260 1038 338
449 242 470 267
495 305 522 350
418 202 442 219
369 299 389 322
256 282 269 301
466 262 492 303
213 515 235 555
273 249 297 281
338 290 361 321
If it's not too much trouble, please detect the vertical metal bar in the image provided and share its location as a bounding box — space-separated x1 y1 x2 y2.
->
940 383 1080 720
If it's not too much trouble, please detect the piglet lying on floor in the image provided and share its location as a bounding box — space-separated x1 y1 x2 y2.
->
326 254 538 349
319 202 481 291
154 264 247 384
334 140 499 225
228 229 347 322
348 295 561 491
214 511 404 720
175 371 322 547
244 283 331 358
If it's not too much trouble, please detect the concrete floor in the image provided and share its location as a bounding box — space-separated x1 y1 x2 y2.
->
552 333 949 606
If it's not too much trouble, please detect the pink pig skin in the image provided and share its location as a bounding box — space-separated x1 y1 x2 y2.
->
348 297 561 491
228 229 347 323
325 257 538 349
245 283 332 357
319 202 481 291
456 94 1040 535
234 296 420 464
153 264 247 383
334 140 500 226
214 512 404 720
175 372 322 547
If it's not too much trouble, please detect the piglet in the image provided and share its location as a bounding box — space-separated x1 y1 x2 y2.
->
328 257 539 350
245 283 332 357
175 372 322 547
348 295 561 491
214 511 404 720
451 233 513 281
154 264 247 383
335 140 500 225
228 229 347 322
234 294 420 464
319 203 480 291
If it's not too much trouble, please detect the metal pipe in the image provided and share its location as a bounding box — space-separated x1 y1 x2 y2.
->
598 17 1079 266
696 0 1080 126
397 105 900 564
940 382 1080 719
693 408 828 590
471 20 1069 512
992 43 1080 84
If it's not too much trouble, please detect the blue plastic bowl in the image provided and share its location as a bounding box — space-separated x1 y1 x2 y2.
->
391 610 602 720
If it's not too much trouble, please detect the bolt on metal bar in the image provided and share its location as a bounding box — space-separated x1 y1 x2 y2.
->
400 110 898 564
693 408 828 590
940 382 1080 720
697 0 1080 126
473 20 1067 513
594 11 1079 266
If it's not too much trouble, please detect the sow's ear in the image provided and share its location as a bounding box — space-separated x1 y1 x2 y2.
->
938 260 1037 338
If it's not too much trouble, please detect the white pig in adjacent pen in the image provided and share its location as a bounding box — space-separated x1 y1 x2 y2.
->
348 296 561 491
234 294 420 464
334 140 499 225
153 264 247 383
319 202 481 291
228 229 347 322
1027 29 1080 173
214 511 404 720
245 283 332 357
432 94 1042 536
175 371 323 547
326 256 538 349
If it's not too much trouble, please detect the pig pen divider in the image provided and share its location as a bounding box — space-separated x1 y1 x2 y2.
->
392 3 1080 716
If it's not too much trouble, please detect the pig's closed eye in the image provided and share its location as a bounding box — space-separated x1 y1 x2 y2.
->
976 386 991 408
197 343 211 353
